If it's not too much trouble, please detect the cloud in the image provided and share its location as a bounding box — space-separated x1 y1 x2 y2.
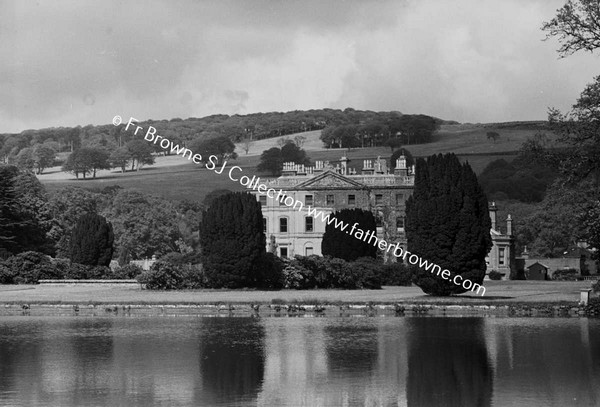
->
0 0 597 132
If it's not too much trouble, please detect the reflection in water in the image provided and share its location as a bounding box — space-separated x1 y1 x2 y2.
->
407 317 493 407
196 317 265 406
488 318 600 406
0 316 599 407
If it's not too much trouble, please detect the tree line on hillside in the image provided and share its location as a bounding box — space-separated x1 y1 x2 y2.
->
0 108 444 176
320 114 440 148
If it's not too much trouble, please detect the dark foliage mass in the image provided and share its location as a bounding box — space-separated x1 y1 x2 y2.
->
406 154 492 296
320 113 440 148
257 142 310 176
0 251 144 284
282 255 382 289
69 213 114 267
479 157 558 203
0 165 55 257
200 192 267 288
321 208 378 261
137 260 205 290
281 255 412 289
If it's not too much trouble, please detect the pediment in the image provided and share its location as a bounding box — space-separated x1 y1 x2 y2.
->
294 171 366 190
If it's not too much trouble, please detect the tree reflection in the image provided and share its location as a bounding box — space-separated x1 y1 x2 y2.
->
196 317 265 405
407 317 493 407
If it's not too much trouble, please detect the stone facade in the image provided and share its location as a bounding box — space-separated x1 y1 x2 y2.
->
485 202 515 279
249 156 415 261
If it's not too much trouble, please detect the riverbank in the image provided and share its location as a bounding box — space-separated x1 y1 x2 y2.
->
0 280 595 305
1 281 598 318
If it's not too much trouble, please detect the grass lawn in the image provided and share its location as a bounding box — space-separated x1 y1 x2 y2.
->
0 280 594 306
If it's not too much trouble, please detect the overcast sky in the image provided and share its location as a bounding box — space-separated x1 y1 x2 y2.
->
1 0 598 133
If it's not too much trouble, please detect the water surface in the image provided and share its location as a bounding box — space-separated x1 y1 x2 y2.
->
0 316 598 406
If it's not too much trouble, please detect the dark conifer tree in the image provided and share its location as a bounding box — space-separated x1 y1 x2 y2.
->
200 192 266 288
406 153 492 296
322 208 377 261
70 213 114 266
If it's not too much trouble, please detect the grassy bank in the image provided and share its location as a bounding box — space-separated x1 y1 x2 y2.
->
0 280 594 306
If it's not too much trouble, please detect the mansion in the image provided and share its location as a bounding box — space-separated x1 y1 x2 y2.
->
250 156 414 261
249 155 515 278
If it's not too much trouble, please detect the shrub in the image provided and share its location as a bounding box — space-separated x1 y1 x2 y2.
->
284 255 383 290
255 252 284 289
380 262 413 286
552 268 579 281
109 263 144 279
0 263 16 284
488 270 503 280
348 257 382 289
291 255 329 287
62 262 92 279
179 264 207 289
159 252 185 265
137 261 184 290
592 279 600 293
282 260 314 289
2 251 63 284
136 261 206 290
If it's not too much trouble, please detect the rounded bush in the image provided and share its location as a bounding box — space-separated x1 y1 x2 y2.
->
2 251 62 284
552 268 579 281
488 270 503 280
110 263 144 279
380 262 413 286
136 261 206 290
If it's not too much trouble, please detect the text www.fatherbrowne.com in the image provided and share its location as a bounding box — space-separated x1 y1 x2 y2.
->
116 116 486 296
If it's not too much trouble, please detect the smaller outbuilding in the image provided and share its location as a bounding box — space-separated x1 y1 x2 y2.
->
526 262 549 280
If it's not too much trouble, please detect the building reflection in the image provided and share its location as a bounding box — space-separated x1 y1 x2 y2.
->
1 316 600 407
486 318 600 406
406 317 494 407
256 318 411 406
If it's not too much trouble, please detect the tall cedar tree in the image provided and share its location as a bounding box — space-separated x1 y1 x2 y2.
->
200 192 266 288
406 154 492 296
70 213 114 266
321 208 377 261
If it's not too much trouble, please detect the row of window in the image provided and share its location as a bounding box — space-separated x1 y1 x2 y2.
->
264 216 405 233
278 246 314 258
258 193 407 206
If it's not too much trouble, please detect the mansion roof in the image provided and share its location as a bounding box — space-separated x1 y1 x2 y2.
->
260 155 415 190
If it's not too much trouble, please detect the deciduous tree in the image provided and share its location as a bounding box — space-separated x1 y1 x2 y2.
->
486 131 500 143
62 147 110 178
189 135 237 163
32 144 56 174
125 140 154 171
542 0 600 56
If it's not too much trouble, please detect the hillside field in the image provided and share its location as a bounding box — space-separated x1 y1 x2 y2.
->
39 122 550 203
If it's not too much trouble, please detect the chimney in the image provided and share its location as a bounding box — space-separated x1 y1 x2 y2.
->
506 214 512 235
340 156 348 175
489 202 497 231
